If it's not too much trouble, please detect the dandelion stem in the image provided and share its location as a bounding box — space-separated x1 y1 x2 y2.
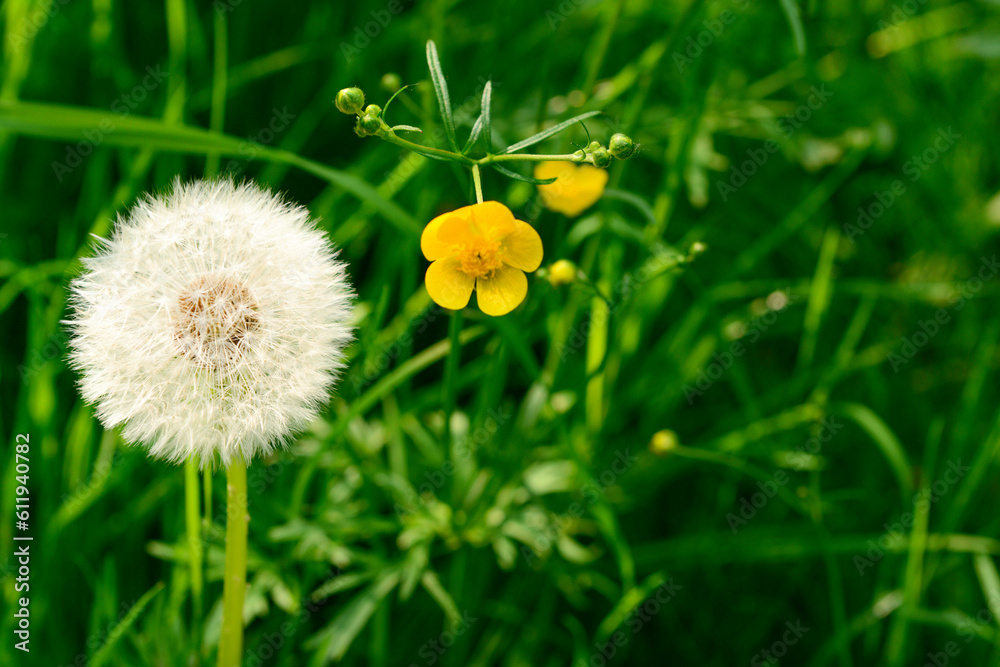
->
472 164 483 203
217 458 248 667
184 458 203 623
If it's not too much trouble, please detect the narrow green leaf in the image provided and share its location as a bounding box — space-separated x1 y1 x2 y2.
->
425 40 459 151
420 570 461 625
504 110 604 154
89 582 165 667
779 0 807 55
307 569 401 663
834 402 913 505
391 124 422 133
480 80 492 152
462 115 485 154
974 554 1000 625
491 163 557 184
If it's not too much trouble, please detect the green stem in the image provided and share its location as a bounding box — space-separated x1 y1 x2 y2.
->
217 459 248 667
483 152 590 165
378 129 590 166
380 131 474 163
472 164 483 203
184 458 203 622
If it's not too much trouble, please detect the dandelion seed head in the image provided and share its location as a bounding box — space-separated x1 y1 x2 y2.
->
67 179 354 466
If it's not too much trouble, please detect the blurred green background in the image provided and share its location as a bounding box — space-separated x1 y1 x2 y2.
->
3 0 1000 665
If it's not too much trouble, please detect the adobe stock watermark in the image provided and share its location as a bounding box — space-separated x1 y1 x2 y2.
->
393 406 512 517
844 126 960 242
18 332 67 384
6 0 70 49
558 246 686 361
749 620 810 666
911 592 1000 666
726 416 842 533
545 0 602 30
853 458 970 576
589 578 682 667
682 291 800 404
887 254 998 372
673 0 755 72
243 593 332 667
340 0 411 63
381 76 497 193
221 107 297 179
406 610 477 667
716 85 833 202
57 597 145 667
50 65 169 182
520 449 637 565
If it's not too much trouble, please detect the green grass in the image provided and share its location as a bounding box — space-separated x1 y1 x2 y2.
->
3 0 1000 665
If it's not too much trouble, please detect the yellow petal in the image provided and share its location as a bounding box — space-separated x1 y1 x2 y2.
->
425 257 474 310
476 265 528 316
422 208 472 260
471 200 516 240
533 161 564 182
501 220 543 272
533 162 608 217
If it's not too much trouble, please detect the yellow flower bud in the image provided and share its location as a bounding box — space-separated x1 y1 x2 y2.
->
547 259 577 287
650 429 678 455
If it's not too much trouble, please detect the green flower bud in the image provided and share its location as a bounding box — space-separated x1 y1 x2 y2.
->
608 133 636 160
357 113 382 136
587 140 602 152
364 104 382 117
592 146 612 169
381 72 402 92
335 87 365 115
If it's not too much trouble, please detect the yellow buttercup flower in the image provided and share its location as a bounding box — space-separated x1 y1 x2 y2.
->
534 161 609 217
421 201 543 316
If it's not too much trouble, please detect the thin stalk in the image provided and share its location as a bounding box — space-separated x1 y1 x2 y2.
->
472 164 483 203
184 458 203 622
217 459 248 667
377 129 590 166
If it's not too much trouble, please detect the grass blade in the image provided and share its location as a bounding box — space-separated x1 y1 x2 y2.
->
780 0 807 55
0 99 420 234
89 582 165 667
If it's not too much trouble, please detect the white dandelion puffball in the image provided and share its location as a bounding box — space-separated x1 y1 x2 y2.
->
68 179 354 465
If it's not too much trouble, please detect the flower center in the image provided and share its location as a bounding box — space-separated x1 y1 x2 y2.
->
176 274 260 369
456 238 504 279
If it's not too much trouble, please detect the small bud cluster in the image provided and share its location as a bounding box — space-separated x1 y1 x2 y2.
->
335 88 387 138
579 133 639 169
